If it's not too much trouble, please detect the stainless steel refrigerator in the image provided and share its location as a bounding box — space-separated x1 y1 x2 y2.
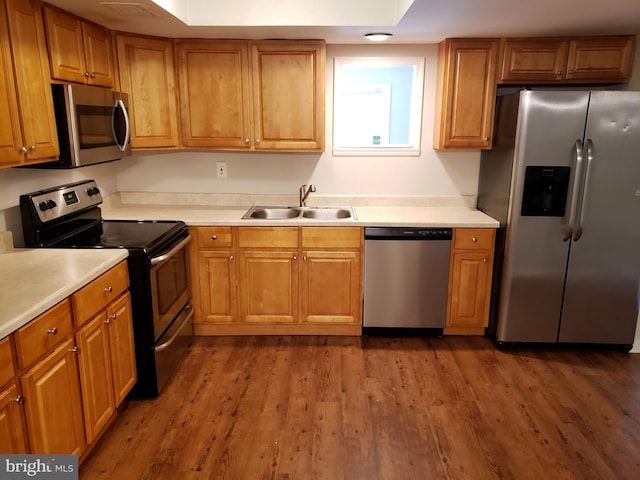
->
478 90 640 347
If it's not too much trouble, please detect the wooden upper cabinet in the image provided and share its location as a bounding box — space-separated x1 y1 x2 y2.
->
2 0 59 166
176 40 325 151
434 38 498 150
500 36 635 83
251 41 325 151
177 41 252 149
116 34 179 149
43 5 115 87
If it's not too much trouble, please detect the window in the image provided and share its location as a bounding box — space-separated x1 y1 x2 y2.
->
333 57 425 156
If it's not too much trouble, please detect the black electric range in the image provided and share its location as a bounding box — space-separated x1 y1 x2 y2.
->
20 180 193 397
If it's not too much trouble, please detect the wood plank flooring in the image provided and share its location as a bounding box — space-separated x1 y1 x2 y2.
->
80 336 640 480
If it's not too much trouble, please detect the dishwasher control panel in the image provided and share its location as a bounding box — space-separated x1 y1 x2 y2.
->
364 227 452 240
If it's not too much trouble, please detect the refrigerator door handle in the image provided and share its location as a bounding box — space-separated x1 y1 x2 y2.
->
573 139 594 241
564 139 584 241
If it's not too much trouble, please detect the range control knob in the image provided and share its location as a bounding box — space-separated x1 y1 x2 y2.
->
38 201 49 211
86 187 101 196
47 200 57 209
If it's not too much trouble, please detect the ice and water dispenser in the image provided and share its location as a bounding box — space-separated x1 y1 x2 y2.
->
521 166 570 216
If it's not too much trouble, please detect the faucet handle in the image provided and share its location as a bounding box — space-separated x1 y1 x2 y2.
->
309 184 317 193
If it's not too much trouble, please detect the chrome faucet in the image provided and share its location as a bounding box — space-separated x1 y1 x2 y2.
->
299 184 316 207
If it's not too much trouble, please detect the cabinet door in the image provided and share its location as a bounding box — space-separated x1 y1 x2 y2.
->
198 250 237 323
566 36 634 82
82 21 114 87
251 42 325 150
116 34 179 149
76 314 115 445
300 251 361 324
238 251 298 323
43 5 87 84
21 339 85 455
0 383 29 454
0 4 24 167
499 38 569 83
434 38 498 150
5 0 59 162
445 252 493 333
106 292 137 405
177 40 252 149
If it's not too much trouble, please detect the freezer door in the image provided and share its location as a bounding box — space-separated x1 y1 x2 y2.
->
559 91 640 344
496 90 590 343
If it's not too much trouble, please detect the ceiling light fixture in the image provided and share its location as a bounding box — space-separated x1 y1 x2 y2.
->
364 33 393 42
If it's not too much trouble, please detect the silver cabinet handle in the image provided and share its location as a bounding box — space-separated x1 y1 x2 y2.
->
229 255 234 260
293 256 297 261
483 258 489 264
104 286 113 293
47 327 57 335
105 313 117 325
471 237 477 243
244 138 250 144
303 256 307 261
85 71 90 77
30 145 37 151
91 72 96 78
70 346 79 354
15 396 24 405
255 139 260 145
211 235 217 240
483 137 489 142
19 146 28 153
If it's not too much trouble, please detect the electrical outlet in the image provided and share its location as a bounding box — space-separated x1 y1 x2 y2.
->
216 162 227 179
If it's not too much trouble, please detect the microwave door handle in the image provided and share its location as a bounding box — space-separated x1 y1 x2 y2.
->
113 99 130 151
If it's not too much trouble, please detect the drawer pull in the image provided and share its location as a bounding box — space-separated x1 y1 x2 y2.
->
47 327 58 335
472 237 478 243
15 395 24 406
483 257 489 264
211 235 217 240
70 346 79 354
229 255 234 260
105 286 113 293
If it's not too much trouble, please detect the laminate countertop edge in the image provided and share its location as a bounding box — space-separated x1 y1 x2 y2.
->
0 249 129 340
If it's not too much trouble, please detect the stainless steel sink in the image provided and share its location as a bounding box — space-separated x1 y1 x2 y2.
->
243 207 301 219
242 206 356 220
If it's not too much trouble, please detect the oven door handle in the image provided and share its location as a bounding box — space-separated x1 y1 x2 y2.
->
150 234 191 266
155 305 193 353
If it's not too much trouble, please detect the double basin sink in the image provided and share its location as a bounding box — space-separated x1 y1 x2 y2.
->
242 206 356 221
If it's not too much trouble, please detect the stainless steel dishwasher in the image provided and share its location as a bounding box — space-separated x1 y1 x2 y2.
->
363 227 452 331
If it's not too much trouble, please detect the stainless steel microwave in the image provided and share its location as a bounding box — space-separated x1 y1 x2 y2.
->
27 84 131 168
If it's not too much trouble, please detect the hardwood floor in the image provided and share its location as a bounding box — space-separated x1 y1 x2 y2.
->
80 336 640 480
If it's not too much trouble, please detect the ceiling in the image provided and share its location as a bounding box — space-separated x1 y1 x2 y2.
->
44 0 640 44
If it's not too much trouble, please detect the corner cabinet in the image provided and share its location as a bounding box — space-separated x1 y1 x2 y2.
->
116 34 179 149
499 36 635 84
176 40 325 151
0 0 59 167
445 228 495 335
1 261 136 457
43 5 115 87
433 38 498 150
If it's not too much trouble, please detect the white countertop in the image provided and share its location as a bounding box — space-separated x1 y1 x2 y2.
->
100 196 499 228
0 248 128 339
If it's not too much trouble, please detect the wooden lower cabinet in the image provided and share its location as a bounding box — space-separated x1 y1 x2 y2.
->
21 338 86 455
76 292 136 444
192 226 362 335
0 382 29 453
445 228 495 335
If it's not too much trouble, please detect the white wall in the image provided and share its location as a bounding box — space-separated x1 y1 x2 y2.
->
115 44 481 196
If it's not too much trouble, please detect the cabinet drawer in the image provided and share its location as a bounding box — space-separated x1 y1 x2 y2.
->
0 336 15 387
72 262 129 327
453 228 495 250
15 299 74 370
301 227 362 249
238 227 298 248
197 227 233 248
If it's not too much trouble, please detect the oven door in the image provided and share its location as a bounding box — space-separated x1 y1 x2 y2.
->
149 234 192 340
